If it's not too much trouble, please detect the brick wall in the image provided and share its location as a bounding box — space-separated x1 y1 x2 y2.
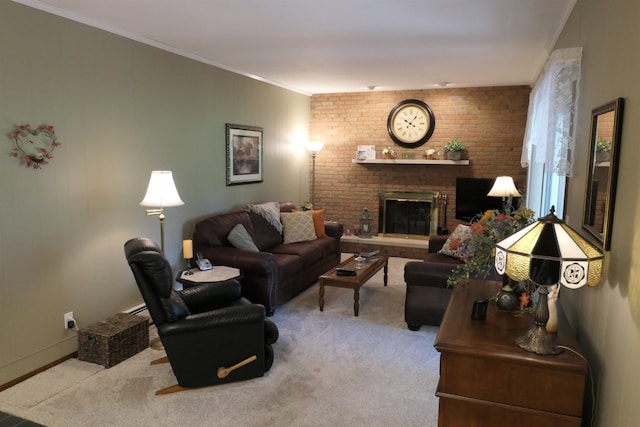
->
309 86 531 233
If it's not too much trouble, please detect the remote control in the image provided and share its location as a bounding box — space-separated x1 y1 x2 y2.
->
336 268 357 276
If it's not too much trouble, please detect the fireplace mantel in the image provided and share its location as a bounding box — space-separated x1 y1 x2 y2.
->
352 159 469 165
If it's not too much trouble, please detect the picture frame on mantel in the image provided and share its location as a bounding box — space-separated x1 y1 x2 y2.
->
226 124 263 186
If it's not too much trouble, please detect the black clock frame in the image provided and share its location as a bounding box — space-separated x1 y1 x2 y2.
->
387 99 436 148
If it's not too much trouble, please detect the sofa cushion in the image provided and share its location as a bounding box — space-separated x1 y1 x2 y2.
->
246 202 282 233
248 212 284 250
194 211 254 248
269 237 333 267
404 253 464 289
228 223 259 252
438 224 472 260
281 211 317 244
279 201 297 212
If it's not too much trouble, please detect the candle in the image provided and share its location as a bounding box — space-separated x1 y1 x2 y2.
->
183 240 193 259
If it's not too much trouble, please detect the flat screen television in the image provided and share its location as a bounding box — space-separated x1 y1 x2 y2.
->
455 177 504 222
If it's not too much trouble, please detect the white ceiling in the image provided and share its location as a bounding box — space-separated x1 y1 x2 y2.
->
18 0 576 95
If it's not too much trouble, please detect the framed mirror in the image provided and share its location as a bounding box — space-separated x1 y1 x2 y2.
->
583 98 624 250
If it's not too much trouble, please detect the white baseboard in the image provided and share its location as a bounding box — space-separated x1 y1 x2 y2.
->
123 303 149 319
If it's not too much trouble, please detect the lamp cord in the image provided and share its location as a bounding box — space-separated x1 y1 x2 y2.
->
555 345 595 427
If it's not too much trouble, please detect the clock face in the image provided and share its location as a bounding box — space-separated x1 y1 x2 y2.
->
387 99 436 148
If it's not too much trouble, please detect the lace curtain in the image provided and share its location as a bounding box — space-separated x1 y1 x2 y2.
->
521 47 582 177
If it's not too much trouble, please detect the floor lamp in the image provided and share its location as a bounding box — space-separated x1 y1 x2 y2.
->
140 171 184 254
139 171 184 351
306 141 324 208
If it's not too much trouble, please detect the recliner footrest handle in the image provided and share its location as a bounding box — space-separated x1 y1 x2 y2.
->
217 355 257 379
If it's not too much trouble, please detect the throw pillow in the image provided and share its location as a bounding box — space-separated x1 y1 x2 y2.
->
228 223 259 252
310 209 327 238
281 211 317 244
291 209 327 238
438 224 472 260
246 202 282 234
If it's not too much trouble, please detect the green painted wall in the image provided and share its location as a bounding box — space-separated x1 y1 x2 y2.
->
555 0 640 425
0 1 310 384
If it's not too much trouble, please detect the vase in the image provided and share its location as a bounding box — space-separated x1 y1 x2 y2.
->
596 151 610 163
496 289 518 311
446 151 462 161
496 275 517 311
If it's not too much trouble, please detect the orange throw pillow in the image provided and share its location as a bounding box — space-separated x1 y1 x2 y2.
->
311 209 327 238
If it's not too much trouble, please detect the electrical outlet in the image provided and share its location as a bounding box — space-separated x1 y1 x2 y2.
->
64 311 75 330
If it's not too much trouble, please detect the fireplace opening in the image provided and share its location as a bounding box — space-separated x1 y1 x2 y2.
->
379 190 439 239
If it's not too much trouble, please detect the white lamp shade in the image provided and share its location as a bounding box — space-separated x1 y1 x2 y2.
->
140 171 184 208
487 176 522 198
306 141 325 153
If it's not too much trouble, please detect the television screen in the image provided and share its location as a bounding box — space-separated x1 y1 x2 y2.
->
455 177 504 222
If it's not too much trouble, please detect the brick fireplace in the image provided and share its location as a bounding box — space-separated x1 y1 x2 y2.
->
309 86 531 244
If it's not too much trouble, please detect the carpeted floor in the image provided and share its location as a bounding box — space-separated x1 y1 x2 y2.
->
0 256 440 427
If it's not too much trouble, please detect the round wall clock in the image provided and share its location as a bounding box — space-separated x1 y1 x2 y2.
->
387 99 436 148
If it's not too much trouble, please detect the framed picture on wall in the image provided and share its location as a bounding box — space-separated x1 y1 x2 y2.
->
225 124 263 185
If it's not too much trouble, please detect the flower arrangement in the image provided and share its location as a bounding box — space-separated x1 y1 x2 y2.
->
447 205 535 288
596 137 611 153
442 138 467 153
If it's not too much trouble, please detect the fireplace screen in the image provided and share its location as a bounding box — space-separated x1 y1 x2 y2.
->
379 190 439 238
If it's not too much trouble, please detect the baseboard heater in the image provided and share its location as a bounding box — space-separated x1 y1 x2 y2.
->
123 303 150 321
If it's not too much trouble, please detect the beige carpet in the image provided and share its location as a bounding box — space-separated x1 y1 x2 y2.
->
0 256 441 427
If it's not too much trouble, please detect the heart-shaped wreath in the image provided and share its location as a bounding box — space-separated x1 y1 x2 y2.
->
10 124 61 169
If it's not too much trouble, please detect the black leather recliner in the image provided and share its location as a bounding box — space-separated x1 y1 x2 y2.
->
124 237 278 395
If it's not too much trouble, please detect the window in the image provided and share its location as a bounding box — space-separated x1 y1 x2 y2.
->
526 147 566 218
521 47 582 219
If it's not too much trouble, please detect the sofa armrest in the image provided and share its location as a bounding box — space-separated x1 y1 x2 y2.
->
324 221 343 239
427 235 449 254
198 246 277 277
404 256 463 288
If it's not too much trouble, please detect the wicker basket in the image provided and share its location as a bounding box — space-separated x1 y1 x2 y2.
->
78 312 149 368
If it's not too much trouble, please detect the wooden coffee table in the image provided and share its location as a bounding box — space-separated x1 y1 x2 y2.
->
318 255 389 316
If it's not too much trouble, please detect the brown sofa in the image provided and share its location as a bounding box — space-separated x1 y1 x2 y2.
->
193 202 343 316
403 235 463 330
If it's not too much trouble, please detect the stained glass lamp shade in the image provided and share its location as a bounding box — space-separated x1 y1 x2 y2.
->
494 207 603 354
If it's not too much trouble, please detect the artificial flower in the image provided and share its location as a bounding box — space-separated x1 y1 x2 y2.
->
447 205 535 286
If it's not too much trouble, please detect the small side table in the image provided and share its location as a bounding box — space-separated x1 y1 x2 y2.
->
176 266 241 289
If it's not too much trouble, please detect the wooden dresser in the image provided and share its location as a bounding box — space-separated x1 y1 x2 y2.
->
434 280 587 427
